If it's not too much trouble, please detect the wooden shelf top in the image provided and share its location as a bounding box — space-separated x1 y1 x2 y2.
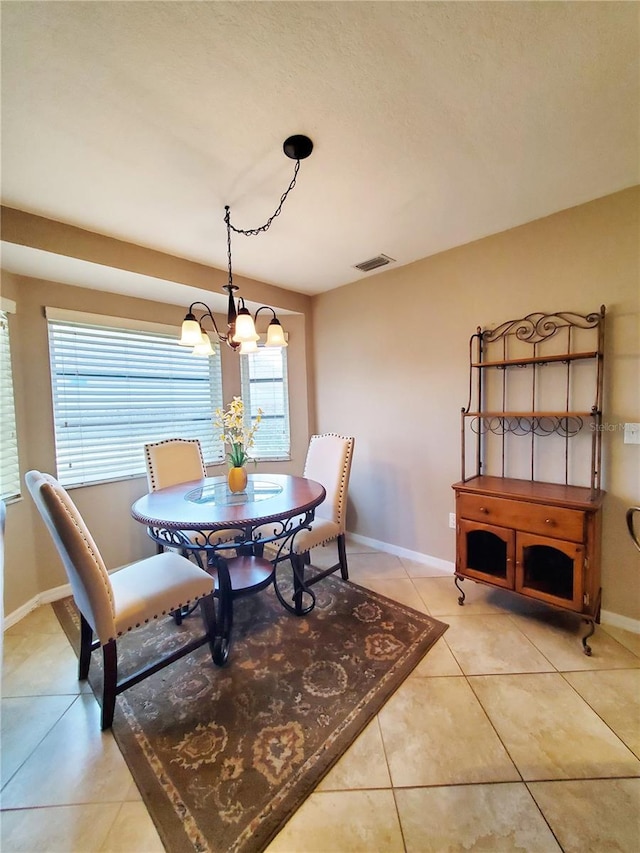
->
471 351 599 369
452 475 605 510
463 411 595 418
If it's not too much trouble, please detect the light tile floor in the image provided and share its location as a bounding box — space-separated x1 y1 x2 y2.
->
2 540 640 852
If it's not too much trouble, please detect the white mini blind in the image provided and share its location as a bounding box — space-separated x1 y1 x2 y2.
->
0 310 20 501
48 319 224 486
240 346 290 460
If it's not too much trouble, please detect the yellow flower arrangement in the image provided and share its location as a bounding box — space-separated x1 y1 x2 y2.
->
214 396 263 468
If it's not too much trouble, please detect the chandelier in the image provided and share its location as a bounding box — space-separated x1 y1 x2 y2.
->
179 134 313 355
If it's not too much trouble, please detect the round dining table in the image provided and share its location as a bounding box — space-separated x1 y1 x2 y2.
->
131 473 326 664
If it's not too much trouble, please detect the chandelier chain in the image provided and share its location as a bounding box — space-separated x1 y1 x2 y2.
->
182 135 309 352
227 159 301 237
225 206 233 288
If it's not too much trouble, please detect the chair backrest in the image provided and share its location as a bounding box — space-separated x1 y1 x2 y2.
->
25 470 116 642
145 438 207 492
303 434 354 529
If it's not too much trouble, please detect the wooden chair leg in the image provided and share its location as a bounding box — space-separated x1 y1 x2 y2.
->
337 533 349 580
79 613 93 680
101 640 118 730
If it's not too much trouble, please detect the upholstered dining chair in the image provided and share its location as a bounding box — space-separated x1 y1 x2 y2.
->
144 438 238 560
269 433 354 593
25 470 217 730
145 437 208 492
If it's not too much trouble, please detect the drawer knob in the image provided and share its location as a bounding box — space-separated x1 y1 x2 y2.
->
480 507 488 514
545 518 555 525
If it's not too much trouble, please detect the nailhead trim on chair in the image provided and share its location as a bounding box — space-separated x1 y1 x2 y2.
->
286 433 353 556
144 438 206 491
55 488 210 641
117 593 208 636
292 534 338 553
304 433 354 531
52 488 116 614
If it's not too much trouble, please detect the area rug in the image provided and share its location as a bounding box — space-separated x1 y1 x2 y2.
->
53 577 448 853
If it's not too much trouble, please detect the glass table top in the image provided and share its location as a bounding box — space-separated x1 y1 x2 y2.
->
184 479 284 507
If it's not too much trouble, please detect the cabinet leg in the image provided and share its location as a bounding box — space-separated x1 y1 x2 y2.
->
454 574 466 606
582 617 595 656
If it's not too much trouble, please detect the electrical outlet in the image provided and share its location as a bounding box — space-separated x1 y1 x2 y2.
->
624 423 640 445
449 512 456 529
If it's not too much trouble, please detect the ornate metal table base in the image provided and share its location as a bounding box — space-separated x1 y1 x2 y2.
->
206 554 275 664
273 556 316 617
147 532 293 665
132 475 326 663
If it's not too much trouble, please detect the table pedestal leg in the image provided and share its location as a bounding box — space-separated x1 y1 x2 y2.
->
211 557 233 665
274 553 316 616
292 553 310 616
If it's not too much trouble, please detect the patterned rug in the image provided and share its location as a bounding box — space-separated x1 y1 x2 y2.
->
53 576 448 852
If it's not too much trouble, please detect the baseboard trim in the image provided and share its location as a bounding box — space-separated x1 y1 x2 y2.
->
4 551 639 637
346 532 640 635
3 595 40 629
3 582 72 630
39 581 73 604
600 609 640 635
346 531 455 573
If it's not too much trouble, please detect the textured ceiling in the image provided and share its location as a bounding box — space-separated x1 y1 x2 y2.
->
1 1 638 301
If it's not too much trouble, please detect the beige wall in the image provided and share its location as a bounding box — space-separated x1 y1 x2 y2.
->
1 207 311 318
311 187 640 623
3 189 639 625
1 250 312 616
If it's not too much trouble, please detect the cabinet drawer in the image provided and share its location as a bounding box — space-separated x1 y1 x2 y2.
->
456 493 585 542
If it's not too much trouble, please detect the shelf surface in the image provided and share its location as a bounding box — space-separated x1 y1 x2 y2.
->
463 411 596 418
471 351 599 369
452 475 605 510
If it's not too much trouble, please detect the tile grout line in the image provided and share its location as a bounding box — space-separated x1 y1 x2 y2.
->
556 668 640 762
4 562 640 850
374 713 408 852
0 694 81 794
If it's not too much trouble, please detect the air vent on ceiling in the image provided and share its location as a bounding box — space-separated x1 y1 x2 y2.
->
353 254 396 273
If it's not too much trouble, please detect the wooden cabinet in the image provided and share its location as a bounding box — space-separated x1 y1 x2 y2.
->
453 476 603 651
458 518 515 589
453 309 605 654
516 532 585 611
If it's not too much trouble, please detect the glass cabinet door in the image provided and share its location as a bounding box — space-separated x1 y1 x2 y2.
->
458 519 515 589
515 532 584 611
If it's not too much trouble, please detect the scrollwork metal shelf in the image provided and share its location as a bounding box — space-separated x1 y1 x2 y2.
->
466 412 592 438
461 307 605 490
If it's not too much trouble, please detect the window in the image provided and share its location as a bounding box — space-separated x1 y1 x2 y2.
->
48 318 224 487
0 308 20 501
240 346 290 460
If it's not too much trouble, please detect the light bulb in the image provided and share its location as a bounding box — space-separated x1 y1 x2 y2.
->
265 319 287 347
192 332 215 356
234 309 260 343
179 317 203 346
